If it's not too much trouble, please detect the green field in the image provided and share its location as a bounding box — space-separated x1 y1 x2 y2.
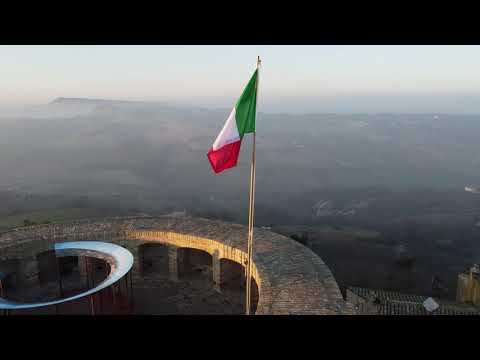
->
0 208 110 231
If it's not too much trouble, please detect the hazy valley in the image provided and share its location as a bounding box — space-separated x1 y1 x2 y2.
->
2 98 480 299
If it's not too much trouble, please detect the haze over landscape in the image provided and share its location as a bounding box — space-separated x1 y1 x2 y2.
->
2 45 480 301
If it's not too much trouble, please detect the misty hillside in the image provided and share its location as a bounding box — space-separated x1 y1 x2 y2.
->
1 97 480 224
3 98 480 298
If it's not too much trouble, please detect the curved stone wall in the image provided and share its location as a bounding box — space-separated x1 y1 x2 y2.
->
0 216 355 315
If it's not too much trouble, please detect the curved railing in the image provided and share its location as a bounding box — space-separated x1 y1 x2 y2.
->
0 241 133 311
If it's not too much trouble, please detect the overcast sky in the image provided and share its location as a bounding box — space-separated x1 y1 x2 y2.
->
2 45 480 113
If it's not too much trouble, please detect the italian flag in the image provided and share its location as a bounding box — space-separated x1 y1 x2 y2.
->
207 69 258 173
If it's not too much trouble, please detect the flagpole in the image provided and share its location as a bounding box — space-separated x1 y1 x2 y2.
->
246 56 260 315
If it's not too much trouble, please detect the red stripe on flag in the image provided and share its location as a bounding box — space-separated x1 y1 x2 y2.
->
207 139 242 174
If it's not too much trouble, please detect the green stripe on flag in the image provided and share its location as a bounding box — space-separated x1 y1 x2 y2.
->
235 69 258 136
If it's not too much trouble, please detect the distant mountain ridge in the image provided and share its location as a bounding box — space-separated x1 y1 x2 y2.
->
50 97 168 107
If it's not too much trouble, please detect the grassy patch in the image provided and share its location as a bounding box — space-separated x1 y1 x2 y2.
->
0 208 109 231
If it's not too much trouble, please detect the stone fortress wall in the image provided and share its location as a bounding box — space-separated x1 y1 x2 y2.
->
0 216 355 315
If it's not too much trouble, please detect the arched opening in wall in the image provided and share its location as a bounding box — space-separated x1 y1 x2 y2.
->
13 250 59 302
88 257 110 286
0 259 20 296
177 248 213 287
36 252 110 301
138 243 169 278
75 256 111 291
218 259 259 314
220 258 245 291
59 256 78 276
250 277 259 314
37 250 58 285
56 256 81 295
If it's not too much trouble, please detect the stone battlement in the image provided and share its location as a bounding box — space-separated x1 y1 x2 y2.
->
0 216 354 315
